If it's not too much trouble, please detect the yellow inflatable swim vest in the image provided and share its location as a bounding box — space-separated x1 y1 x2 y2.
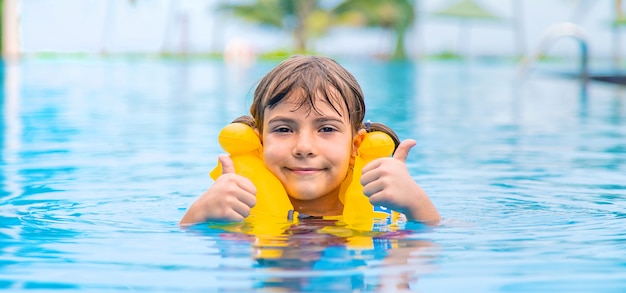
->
209 122 402 231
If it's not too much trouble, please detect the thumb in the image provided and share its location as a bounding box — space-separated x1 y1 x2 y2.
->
218 155 236 174
392 139 416 162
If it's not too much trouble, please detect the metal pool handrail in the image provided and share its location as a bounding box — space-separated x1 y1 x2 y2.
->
517 22 589 80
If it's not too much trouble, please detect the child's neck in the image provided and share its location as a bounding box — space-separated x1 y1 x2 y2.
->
289 195 343 217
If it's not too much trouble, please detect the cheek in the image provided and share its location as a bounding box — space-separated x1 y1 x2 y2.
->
328 140 353 166
262 139 285 165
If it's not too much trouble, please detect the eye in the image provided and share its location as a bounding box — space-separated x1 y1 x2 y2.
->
273 126 292 133
319 126 337 133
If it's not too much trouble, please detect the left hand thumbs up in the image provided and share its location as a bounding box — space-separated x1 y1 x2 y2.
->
391 139 416 162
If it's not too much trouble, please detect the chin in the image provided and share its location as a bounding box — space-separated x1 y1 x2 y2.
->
289 194 319 201
286 189 321 201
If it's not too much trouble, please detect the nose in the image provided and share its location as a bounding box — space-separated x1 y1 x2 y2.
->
293 132 316 158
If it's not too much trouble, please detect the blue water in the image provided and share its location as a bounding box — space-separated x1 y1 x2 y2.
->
1 58 625 292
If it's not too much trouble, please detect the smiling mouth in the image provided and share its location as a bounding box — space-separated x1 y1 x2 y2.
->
287 167 323 175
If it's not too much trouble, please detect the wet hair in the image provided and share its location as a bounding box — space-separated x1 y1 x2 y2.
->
237 55 400 152
250 55 364 134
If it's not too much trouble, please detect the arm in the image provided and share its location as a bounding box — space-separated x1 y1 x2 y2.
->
360 140 441 223
179 155 257 226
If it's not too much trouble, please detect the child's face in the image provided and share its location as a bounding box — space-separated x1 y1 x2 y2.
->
259 90 361 213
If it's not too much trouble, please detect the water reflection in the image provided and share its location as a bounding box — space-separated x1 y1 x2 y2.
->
190 218 439 292
608 87 626 126
1 60 22 201
354 60 418 132
0 60 21 288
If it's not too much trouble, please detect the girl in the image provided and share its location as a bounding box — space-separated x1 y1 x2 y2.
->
180 55 440 225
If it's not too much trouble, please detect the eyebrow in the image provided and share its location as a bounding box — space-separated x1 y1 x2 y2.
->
267 116 346 125
312 117 345 125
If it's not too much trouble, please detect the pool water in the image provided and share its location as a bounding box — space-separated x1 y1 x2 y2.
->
1 58 625 292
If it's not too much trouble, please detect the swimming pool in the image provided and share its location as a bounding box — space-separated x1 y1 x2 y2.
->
1 57 624 292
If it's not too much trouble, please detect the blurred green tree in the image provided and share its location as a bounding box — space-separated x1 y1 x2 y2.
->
221 0 416 59
220 0 330 53
333 0 415 60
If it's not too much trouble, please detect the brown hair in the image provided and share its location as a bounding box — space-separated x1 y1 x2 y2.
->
250 55 365 134
238 55 400 152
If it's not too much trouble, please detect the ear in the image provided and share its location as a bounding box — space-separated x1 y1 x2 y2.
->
350 129 366 165
254 128 262 144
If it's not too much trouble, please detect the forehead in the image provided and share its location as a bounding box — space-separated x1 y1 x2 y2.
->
274 87 348 117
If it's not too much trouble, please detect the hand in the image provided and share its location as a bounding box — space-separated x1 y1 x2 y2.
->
361 139 441 222
180 155 257 225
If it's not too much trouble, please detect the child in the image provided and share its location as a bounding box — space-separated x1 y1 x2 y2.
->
180 55 440 226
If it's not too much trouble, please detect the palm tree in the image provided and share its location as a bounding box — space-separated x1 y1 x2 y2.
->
333 0 415 60
221 0 415 59
220 0 330 53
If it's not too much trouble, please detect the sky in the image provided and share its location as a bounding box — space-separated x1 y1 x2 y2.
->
17 0 625 63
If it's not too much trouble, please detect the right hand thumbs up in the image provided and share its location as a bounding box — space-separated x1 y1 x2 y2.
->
218 154 236 174
180 154 257 225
